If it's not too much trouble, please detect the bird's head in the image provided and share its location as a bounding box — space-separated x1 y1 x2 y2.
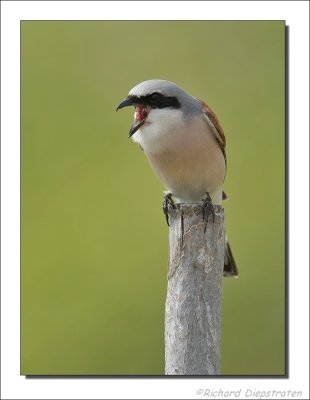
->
116 80 201 139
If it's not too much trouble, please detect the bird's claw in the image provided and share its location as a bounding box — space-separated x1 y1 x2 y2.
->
201 192 215 232
162 193 176 226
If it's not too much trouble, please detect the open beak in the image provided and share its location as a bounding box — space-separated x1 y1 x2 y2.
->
116 97 148 137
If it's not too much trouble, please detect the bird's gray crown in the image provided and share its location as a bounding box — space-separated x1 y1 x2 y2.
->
128 79 202 117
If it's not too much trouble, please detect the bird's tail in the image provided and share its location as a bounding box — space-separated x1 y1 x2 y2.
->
223 239 238 277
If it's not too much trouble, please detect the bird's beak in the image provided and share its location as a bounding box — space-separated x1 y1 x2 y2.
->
116 96 148 138
127 118 146 138
116 97 137 111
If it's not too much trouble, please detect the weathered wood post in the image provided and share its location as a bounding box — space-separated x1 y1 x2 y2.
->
165 204 225 375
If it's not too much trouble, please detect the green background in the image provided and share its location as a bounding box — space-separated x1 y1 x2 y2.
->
21 21 285 375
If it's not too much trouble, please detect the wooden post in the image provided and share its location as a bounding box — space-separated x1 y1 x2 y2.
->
165 204 225 375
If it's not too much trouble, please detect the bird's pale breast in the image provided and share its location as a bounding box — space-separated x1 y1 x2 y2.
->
141 116 226 204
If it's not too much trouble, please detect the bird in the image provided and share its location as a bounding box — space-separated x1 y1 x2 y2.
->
116 79 238 277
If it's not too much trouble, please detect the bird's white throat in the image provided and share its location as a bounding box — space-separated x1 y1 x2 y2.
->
131 108 185 153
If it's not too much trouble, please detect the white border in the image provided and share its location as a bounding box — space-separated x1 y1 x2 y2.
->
1 1 309 399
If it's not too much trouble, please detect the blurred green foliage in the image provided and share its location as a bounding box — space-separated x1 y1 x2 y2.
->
21 21 285 375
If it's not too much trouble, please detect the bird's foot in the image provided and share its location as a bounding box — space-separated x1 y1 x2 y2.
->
162 192 176 226
201 192 215 232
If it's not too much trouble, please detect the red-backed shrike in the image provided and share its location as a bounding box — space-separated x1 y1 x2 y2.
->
117 79 237 277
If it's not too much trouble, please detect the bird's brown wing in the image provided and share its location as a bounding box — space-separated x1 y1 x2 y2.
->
200 100 227 165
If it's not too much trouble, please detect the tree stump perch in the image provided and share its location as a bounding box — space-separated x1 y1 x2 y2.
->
165 204 225 375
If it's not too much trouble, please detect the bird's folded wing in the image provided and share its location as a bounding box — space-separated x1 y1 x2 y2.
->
200 100 226 164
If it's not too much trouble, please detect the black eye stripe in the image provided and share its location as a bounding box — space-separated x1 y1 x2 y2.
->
150 92 161 102
147 93 181 109
129 94 181 109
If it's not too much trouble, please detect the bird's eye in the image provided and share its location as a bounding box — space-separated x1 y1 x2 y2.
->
150 92 161 102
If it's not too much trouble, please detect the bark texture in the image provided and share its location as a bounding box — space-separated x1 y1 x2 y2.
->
165 204 225 375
